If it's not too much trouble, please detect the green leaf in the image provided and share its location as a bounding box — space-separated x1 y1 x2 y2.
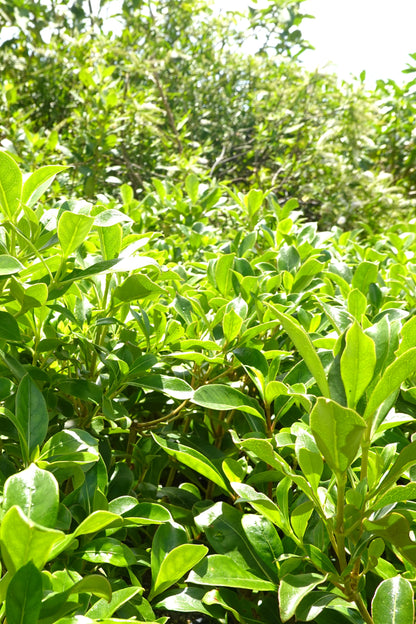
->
295 591 340 622
173 293 193 324
233 347 269 379
374 441 416 496
372 483 416 511
155 587 223 619
86 587 139 619
151 522 187 581
215 254 235 296
22 165 67 209
237 437 316 504
351 261 378 294
0 506 64 573
152 434 229 492
6 561 42 624
133 374 193 399
94 209 133 227
397 315 416 356
108 498 172 525
15 374 49 461
58 211 94 257
58 379 102 404
340 321 376 408
231 482 285 529
0 256 25 276
310 398 366 475
372 576 414 624
347 288 367 322
292 258 324 291
99 223 122 260
0 151 22 219
73 511 121 537
3 464 59 528
245 188 263 219
294 426 323 493
39 429 99 465
48 511 123 560
150 543 208 599
278 573 326 623
291 500 314 540
223 308 243 343
114 274 165 301
364 348 416 421
40 575 112 621
241 514 282 582
194 502 280 582
78 537 136 567
192 384 264 419
269 305 330 398
187 555 277 591
0 311 21 341
185 173 199 202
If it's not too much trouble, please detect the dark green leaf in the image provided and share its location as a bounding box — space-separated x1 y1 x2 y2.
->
6 561 42 624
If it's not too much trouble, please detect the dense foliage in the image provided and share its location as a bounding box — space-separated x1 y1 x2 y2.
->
2 1 416 624
1 0 416 228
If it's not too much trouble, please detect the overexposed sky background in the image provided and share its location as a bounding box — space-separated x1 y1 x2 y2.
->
301 0 416 85
216 0 416 86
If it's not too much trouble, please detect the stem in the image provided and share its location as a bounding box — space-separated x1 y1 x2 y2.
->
353 592 374 624
335 472 348 572
360 430 371 483
136 399 189 429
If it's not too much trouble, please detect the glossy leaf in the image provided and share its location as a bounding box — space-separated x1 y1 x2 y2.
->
374 441 416 496
310 398 366 475
149 543 208 599
133 374 193 399
0 256 24 275
364 347 416 421
279 573 326 622
40 575 112 620
6 561 42 624
215 253 235 296
99 223 122 260
39 429 99 464
114 274 165 301
0 150 22 219
194 502 279 582
223 308 243 343
187 554 277 591
153 434 229 491
231 482 285 529
22 165 67 208
270 305 330 397
192 384 264 419
108 498 172 525
294 426 323 493
155 587 223 619
351 261 378 294
58 211 94 257
372 576 414 624
86 587 139 619
0 310 21 341
0 506 64 572
14 374 49 462
340 321 376 408
78 537 136 567
3 464 59 528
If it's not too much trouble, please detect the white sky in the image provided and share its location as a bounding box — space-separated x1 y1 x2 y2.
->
301 0 416 85
216 0 416 86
